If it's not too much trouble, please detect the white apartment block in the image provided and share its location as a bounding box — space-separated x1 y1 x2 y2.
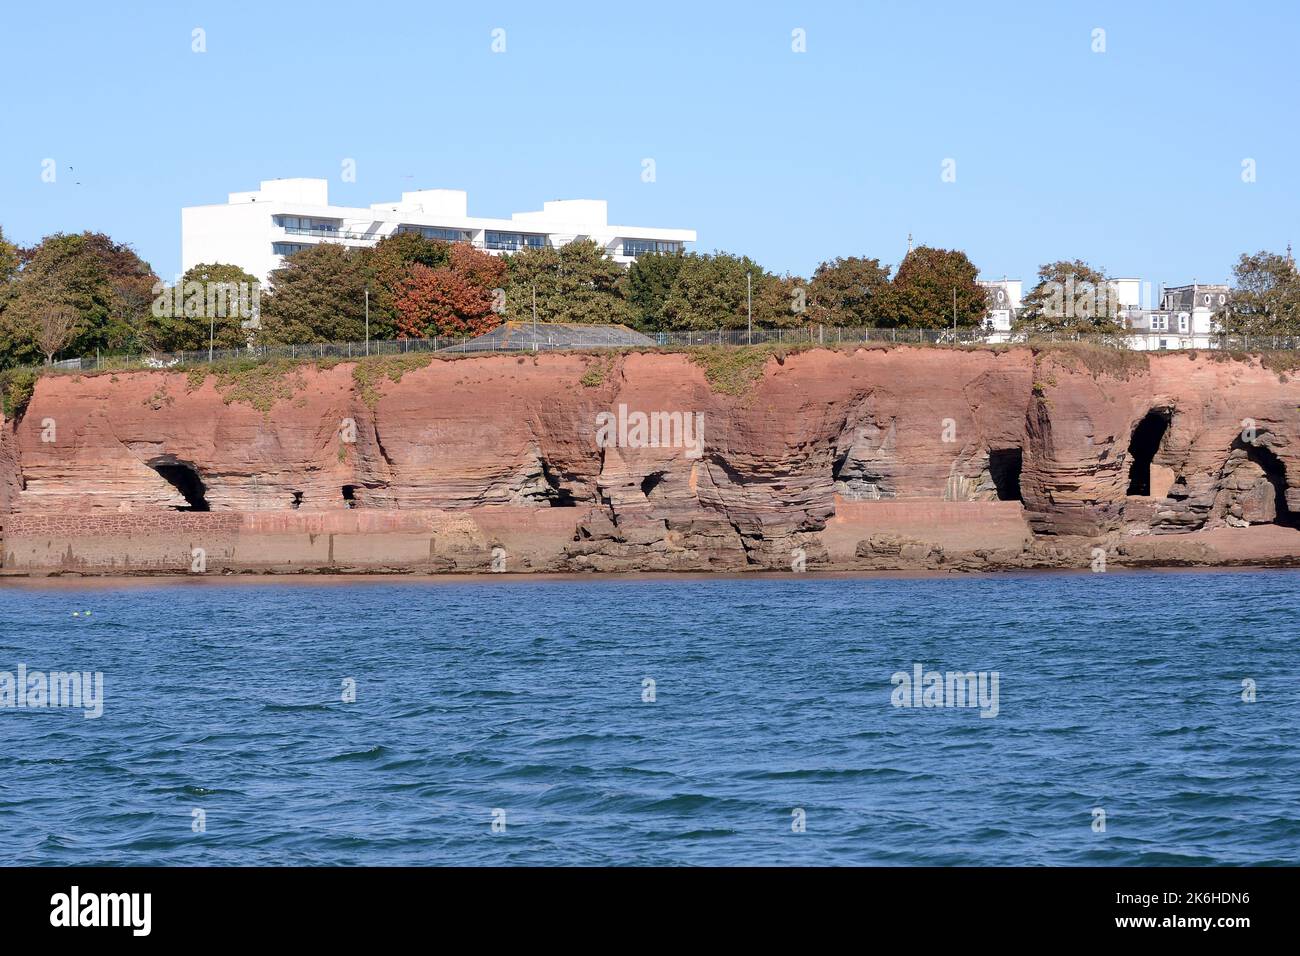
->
182 178 696 285
979 276 1230 350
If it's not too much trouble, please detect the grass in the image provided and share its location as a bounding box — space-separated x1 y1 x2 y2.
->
684 344 805 395
579 356 614 388
212 358 307 413
351 353 436 406
1031 340 1150 380
1259 351 1300 379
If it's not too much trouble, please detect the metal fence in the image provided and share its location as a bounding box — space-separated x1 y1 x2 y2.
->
36 326 1300 373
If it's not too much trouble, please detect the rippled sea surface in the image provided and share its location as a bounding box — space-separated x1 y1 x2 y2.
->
0 570 1297 866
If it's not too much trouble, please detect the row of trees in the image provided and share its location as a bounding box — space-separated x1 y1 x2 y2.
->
255 239 993 342
3 221 1299 370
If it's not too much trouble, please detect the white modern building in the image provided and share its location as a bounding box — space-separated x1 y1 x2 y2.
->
182 178 696 285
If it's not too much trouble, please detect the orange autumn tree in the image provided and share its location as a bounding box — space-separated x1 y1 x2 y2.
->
393 244 506 338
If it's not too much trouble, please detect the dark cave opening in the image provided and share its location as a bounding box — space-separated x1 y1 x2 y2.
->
987 449 1023 502
150 461 210 512
540 460 577 506
1126 410 1171 496
641 471 666 498
291 491 303 510
342 484 357 508
1232 437 1299 529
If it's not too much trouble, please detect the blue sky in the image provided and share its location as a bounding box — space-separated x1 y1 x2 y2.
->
1 0 1296 287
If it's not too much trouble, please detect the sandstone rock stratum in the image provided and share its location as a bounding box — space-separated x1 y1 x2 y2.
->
2 344 1298 575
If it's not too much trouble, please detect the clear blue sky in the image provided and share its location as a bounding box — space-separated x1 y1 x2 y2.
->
2 0 1296 288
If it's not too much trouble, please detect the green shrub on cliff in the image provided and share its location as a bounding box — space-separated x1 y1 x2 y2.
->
351 353 435 406
1033 341 1148 380
212 358 306 413
0 368 38 419
687 344 800 396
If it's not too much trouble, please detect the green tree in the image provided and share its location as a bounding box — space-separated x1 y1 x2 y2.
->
890 246 985 329
504 239 636 325
1014 259 1123 335
261 244 370 344
0 231 158 365
0 227 18 284
627 250 687 329
147 263 262 351
0 226 20 366
1223 250 1300 336
807 256 894 325
659 252 791 330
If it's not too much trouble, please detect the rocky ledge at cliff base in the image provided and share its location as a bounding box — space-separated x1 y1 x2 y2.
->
2 343 1299 575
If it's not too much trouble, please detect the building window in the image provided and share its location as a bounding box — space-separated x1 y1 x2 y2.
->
276 216 340 237
622 238 683 257
1178 313 1189 333
272 243 311 256
485 231 546 252
399 225 471 243
1150 314 1168 332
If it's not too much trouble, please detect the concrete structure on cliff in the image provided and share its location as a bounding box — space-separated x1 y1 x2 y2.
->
182 178 697 285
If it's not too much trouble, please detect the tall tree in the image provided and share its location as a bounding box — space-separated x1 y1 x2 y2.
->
0 226 18 284
393 244 505 337
659 252 789 330
260 244 370 344
807 256 894 325
32 303 81 365
1223 250 1300 336
363 232 453 335
504 239 636 325
147 262 262 351
1014 259 1123 335
3 232 158 356
890 246 985 329
627 250 687 329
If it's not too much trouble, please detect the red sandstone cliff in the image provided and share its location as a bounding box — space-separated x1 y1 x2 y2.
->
2 345 1298 574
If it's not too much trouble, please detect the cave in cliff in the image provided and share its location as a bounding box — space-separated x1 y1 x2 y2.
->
540 460 577 506
150 461 210 512
1126 410 1172 496
641 471 666 499
1231 438 1299 529
987 449 1023 502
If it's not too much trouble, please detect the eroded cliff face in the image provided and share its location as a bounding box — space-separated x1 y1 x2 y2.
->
3 345 1299 574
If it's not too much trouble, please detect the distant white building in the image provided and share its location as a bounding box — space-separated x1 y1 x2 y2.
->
978 275 1231 350
182 178 696 285
977 278 1023 341
1120 283 1230 350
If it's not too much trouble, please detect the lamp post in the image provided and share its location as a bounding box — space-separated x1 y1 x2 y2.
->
208 313 214 363
747 271 753 345
364 287 370 356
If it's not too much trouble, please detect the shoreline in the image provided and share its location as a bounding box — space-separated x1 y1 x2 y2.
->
3 562 1298 589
